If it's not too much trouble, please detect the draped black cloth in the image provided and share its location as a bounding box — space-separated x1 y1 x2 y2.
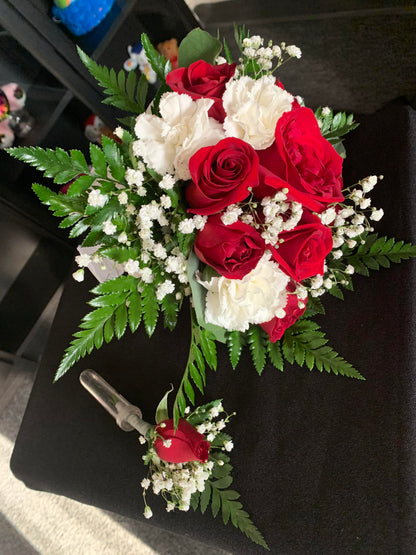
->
11 100 416 553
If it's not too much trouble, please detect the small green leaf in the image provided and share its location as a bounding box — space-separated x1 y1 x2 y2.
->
101 136 125 182
211 488 221 518
184 379 195 404
212 476 233 489
177 28 222 67
155 384 173 424
141 33 170 82
128 291 142 333
103 317 114 343
200 482 211 514
268 340 284 371
114 303 128 339
247 326 267 375
189 362 204 394
227 330 244 369
89 143 107 177
142 285 159 337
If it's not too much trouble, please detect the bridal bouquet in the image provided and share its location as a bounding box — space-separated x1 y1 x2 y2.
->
8 26 416 548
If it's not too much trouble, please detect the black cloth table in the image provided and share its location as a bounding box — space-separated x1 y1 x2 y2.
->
11 100 416 553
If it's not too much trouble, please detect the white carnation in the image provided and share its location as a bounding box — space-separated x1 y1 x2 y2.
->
134 92 224 180
200 252 290 332
223 75 293 150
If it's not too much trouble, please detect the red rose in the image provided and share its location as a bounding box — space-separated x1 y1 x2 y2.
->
194 213 266 279
166 60 236 122
186 137 259 215
271 211 333 281
154 418 210 464
260 290 307 342
258 107 344 211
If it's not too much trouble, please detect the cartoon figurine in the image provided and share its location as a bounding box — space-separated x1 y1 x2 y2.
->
84 113 117 145
1 83 26 111
157 38 179 70
123 43 157 83
0 83 33 148
0 119 15 148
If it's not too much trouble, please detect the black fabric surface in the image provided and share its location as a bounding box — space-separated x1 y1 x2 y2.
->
10 100 416 554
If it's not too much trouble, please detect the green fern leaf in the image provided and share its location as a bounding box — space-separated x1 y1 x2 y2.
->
141 33 171 83
161 294 179 331
207 476 269 550
199 482 212 514
89 143 107 177
66 174 95 196
199 328 217 371
101 136 125 182
77 47 146 114
226 330 244 369
184 379 195 404
268 340 284 371
141 285 159 337
97 245 139 263
246 326 267 375
114 303 128 339
347 234 416 272
103 317 115 343
128 290 142 333
285 321 364 380
189 362 204 394
8 146 88 184
55 307 114 381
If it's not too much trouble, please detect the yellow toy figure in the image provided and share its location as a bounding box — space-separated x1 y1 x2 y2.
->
157 38 179 69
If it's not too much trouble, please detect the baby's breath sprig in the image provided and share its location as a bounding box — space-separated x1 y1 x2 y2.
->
235 26 301 79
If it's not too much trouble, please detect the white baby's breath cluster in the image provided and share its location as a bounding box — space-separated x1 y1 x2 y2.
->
140 402 234 518
238 35 302 76
260 191 303 245
308 175 385 297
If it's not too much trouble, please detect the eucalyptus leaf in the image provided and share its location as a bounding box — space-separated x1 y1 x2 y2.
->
177 28 222 67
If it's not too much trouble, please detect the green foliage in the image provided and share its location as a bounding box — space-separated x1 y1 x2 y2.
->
267 340 284 371
141 284 159 337
177 28 222 67
192 453 269 550
31 183 85 219
316 107 359 143
54 275 140 381
8 146 89 184
155 385 173 424
161 294 180 331
283 319 364 379
247 326 268 375
173 311 218 427
226 330 245 369
345 233 416 276
101 135 125 181
141 33 172 83
77 46 148 114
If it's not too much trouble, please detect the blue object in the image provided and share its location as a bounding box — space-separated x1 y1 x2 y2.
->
52 0 115 36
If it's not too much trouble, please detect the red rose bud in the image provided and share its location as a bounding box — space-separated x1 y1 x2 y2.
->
260 289 308 342
166 60 236 122
258 107 344 212
271 211 333 281
154 419 210 464
194 213 266 279
186 137 259 215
